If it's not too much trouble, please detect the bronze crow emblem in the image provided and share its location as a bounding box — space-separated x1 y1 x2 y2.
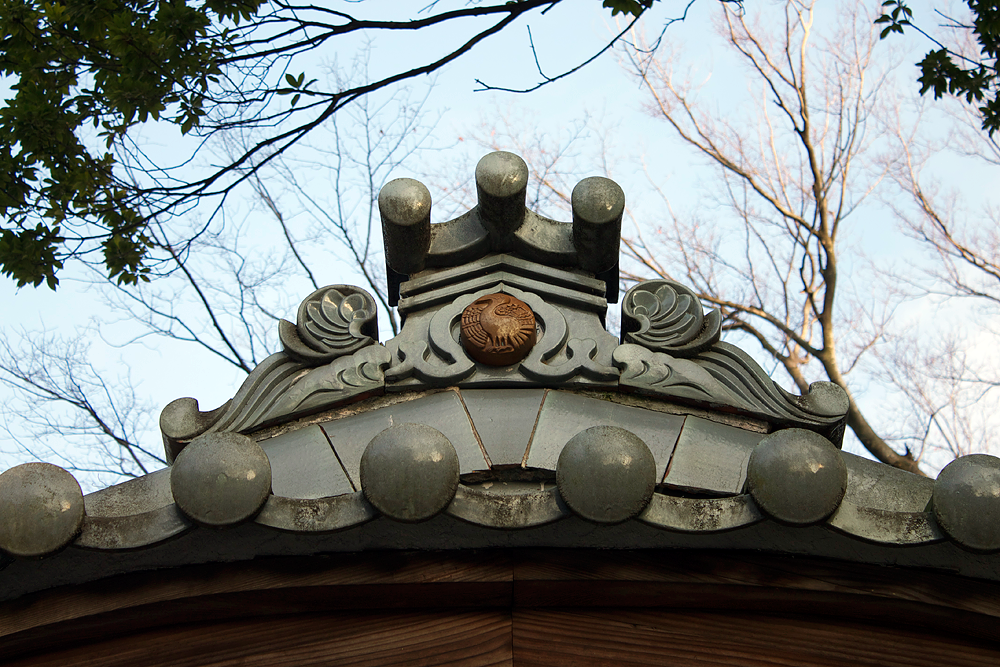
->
460 293 536 366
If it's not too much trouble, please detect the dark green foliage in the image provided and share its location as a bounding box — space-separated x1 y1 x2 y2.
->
875 0 912 37
0 0 646 290
880 1 1000 136
0 0 262 287
603 0 656 17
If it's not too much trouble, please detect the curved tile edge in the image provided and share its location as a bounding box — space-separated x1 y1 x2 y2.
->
638 493 764 533
254 491 379 533
826 499 946 545
74 505 193 551
66 489 953 548
444 485 568 529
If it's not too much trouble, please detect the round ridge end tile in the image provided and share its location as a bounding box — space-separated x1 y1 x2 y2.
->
0 462 84 558
171 432 272 527
934 454 1000 552
360 423 460 522
557 425 656 525
747 428 847 525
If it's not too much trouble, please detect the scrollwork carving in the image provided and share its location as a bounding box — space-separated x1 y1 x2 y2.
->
279 285 378 363
461 293 536 366
161 345 391 461
615 279 847 443
614 342 849 445
386 284 618 386
621 280 721 357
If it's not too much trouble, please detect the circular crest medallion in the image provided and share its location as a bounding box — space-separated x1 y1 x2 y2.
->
461 293 536 366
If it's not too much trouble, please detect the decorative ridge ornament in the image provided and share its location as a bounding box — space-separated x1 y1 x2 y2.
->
461 293 537 366
160 283 389 462
279 285 378 362
615 280 848 445
621 280 722 356
160 345 392 462
158 150 845 462
379 151 624 304
613 342 849 446
13 148 1000 636
384 283 619 388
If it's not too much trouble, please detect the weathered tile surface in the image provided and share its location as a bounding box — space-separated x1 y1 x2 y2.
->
525 391 684 477
841 452 933 512
258 425 354 499
84 467 173 517
663 417 763 493
460 388 545 466
321 391 488 486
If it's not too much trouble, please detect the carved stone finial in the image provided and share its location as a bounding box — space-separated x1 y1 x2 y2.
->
279 285 378 363
476 151 528 248
460 293 536 366
376 152 624 297
572 176 625 273
621 280 721 356
379 177 431 274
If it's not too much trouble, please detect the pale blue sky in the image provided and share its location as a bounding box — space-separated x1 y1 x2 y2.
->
2 0 995 489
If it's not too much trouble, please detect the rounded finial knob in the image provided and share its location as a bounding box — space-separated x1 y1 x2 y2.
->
360 423 460 522
746 428 847 525
0 462 85 558
476 151 529 247
572 176 624 273
170 432 272 527
933 454 1000 552
557 426 656 524
379 178 432 274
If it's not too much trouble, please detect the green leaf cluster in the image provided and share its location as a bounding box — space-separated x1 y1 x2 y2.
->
602 0 656 18
0 1 605 290
881 1 1000 136
875 0 912 38
0 0 263 287
279 71 317 108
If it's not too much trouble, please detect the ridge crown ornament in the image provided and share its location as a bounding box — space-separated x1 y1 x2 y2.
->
461 293 537 366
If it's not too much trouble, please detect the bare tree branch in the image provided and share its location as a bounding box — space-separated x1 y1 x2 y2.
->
619 0 924 472
0 329 165 485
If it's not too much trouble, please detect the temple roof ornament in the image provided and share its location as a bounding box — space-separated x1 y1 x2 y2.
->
460 293 537 366
2 151 1000 604
157 151 847 458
